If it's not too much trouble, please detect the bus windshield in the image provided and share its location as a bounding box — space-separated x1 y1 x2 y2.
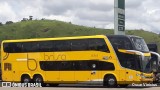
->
141 57 152 73
131 37 149 52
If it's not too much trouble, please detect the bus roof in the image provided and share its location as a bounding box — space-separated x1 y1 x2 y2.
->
107 35 142 39
2 35 106 43
2 35 142 43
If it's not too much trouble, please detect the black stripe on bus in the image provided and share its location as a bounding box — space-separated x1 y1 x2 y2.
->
39 60 115 71
3 38 110 53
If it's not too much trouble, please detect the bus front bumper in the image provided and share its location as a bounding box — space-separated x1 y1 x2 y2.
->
140 78 153 83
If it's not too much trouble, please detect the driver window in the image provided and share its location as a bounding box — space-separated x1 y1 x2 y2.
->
126 59 135 70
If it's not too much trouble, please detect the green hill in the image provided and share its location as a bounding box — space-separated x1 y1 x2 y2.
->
0 20 160 52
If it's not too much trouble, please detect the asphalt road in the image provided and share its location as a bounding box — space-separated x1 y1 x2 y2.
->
0 84 160 90
0 86 160 90
0 80 160 89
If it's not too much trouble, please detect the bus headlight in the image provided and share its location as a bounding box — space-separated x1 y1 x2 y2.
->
136 73 145 78
136 73 141 76
141 75 145 78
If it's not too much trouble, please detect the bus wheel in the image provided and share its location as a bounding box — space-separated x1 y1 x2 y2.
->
33 75 46 87
103 75 117 87
21 75 31 83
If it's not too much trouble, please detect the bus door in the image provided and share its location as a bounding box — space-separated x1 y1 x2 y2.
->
90 61 100 84
117 52 138 84
119 60 137 84
124 57 139 83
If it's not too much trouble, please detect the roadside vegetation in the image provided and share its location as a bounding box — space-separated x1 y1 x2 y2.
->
0 19 160 52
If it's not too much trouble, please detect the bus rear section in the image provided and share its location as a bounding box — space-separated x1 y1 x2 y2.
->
1 35 153 87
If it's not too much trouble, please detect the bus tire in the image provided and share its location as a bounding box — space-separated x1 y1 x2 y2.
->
103 75 117 87
21 75 31 83
33 75 46 87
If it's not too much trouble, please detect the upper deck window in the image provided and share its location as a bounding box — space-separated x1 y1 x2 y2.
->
107 36 133 50
3 38 110 53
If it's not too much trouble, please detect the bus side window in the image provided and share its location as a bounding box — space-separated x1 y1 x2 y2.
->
22 42 39 52
89 39 109 52
75 61 90 70
54 40 71 51
59 61 73 70
99 61 115 70
4 43 12 53
4 43 23 53
87 61 98 70
40 61 59 71
108 37 133 50
16 43 23 52
39 41 54 52
71 39 88 51
126 60 135 69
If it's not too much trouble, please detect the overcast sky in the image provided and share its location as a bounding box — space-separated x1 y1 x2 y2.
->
0 0 160 33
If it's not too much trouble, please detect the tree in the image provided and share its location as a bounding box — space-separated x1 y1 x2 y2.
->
5 21 13 25
21 18 28 22
69 22 72 24
41 18 45 20
29 16 33 20
0 22 3 26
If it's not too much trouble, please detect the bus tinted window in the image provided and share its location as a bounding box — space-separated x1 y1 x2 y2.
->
40 60 115 71
147 44 158 52
89 39 109 52
100 61 115 70
59 62 74 70
108 36 133 50
40 61 59 71
39 41 54 52
75 61 90 70
55 40 71 51
71 39 88 51
117 52 141 71
23 42 39 52
4 43 23 53
3 38 109 53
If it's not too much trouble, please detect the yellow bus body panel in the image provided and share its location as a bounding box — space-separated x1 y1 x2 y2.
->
1 35 153 84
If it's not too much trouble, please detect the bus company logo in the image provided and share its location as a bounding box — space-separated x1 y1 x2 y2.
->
2 82 42 87
2 82 12 87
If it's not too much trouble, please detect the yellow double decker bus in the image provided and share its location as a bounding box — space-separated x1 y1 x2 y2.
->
1 35 153 87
